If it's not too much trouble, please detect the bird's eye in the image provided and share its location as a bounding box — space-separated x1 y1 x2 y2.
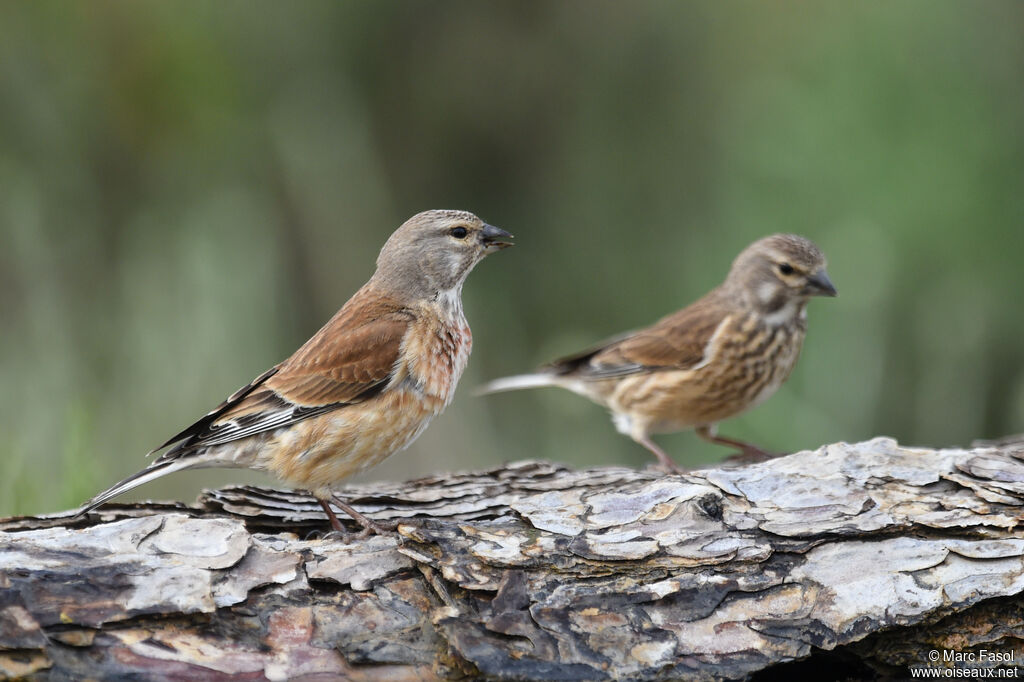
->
449 227 468 239
777 263 794 275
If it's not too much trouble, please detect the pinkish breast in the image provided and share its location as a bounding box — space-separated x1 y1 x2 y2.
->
402 311 473 406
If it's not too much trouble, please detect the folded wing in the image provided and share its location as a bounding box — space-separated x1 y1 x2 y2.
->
550 297 729 380
155 292 413 462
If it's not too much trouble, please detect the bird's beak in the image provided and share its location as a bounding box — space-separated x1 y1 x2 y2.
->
806 269 838 297
481 223 514 251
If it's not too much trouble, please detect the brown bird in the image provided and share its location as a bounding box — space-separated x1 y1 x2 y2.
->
79 210 513 536
480 234 835 470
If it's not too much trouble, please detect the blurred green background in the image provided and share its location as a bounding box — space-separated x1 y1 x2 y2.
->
2 1 1023 516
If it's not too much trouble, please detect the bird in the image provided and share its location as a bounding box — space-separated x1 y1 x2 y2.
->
78 209 513 537
480 234 836 471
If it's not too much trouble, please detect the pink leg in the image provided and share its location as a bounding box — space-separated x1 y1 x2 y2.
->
695 425 778 462
635 435 684 473
317 497 346 532
317 496 395 540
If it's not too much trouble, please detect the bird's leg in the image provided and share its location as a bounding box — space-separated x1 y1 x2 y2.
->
695 425 778 463
315 493 395 539
317 498 348 534
329 495 397 540
635 435 684 473
314 497 385 542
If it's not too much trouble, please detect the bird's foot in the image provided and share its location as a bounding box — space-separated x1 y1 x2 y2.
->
350 517 398 540
329 495 398 540
636 436 686 474
305 528 351 542
648 459 688 475
722 446 783 465
306 519 397 543
313 496 398 542
321 524 362 540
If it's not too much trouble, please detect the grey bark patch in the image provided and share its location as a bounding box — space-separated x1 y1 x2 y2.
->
4 437 1024 679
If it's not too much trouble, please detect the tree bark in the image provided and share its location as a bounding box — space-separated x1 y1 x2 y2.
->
3 436 1024 680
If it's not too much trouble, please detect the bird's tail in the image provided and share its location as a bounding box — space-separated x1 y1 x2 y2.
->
476 372 560 395
74 457 199 518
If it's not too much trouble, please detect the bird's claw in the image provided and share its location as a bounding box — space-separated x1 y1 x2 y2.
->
311 518 399 543
723 447 782 465
648 460 687 475
307 527 373 543
305 528 349 542
353 518 398 539
325 529 360 542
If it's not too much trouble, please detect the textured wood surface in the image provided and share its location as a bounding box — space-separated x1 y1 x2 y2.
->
3 436 1024 680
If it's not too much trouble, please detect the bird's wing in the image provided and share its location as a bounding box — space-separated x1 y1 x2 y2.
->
155 292 413 460
552 297 730 380
542 330 638 375
149 365 282 455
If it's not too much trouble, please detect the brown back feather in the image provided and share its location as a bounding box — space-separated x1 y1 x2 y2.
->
266 289 413 407
155 286 413 460
552 293 730 379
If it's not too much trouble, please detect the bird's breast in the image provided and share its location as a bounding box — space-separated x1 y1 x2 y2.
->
720 312 805 409
400 309 472 406
613 312 807 431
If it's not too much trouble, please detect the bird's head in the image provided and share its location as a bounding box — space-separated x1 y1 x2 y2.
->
373 209 513 298
726 234 836 317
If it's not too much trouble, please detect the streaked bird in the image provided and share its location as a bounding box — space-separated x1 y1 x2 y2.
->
79 209 513 537
480 234 835 470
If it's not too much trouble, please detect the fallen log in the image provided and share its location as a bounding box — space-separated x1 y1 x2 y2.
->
3 436 1024 680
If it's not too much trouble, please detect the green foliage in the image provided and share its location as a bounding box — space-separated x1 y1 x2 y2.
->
2 1 1022 515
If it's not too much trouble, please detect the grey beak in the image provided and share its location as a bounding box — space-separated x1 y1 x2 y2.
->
807 269 838 297
481 223 514 250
